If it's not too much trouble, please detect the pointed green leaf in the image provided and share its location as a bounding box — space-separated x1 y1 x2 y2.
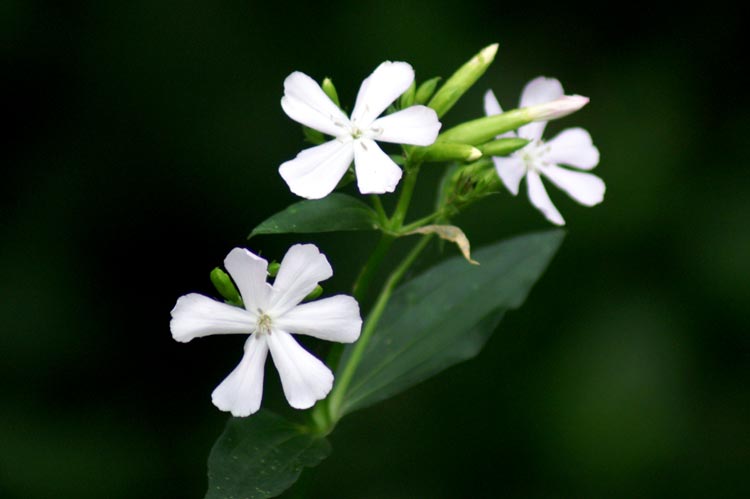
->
338 230 564 415
205 411 331 499
248 193 380 238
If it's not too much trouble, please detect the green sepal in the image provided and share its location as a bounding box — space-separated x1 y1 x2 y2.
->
210 268 243 306
305 285 323 301
480 137 529 156
415 77 441 105
303 126 326 145
427 43 498 118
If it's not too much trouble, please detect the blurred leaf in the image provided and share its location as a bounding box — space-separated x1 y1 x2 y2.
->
248 193 380 238
338 230 564 415
205 411 331 499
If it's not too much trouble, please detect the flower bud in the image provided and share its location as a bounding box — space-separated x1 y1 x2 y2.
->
412 142 482 163
525 94 589 121
415 77 441 104
428 43 498 118
210 267 243 306
321 77 340 107
267 261 281 276
399 80 416 108
479 137 529 157
304 285 323 301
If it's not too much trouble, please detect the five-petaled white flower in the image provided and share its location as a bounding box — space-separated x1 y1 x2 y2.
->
170 244 362 417
280 61 442 199
484 77 604 225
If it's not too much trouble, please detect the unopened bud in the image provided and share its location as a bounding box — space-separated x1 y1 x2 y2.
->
303 126 325 145
480 138 529 157
210 268 243 306
305 285 323 301
525 94 589 121
267 261 280 277
321 77 340 107
428 43 498 118
415 77 441 104
412 142 482 163
399 81 416 108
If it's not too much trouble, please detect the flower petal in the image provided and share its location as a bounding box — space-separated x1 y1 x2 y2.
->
484 89 503 116
518 76 564 141
275 295 362 343
353 139 403 195
526 170 565 226
279 139 354 200
267 330 333 409
211 335 269 417
370 105 441 146
493 156 526 196
224 247 270 311
281 71 350 137
269 244 333 315
539 164 605 206
545 127 600 170
351 61 414 126
170 293 255 343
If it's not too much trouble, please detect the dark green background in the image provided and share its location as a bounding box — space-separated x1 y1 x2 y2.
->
2 1 748 497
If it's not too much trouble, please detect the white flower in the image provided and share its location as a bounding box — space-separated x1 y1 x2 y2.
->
484 77 604 225
280 61 442 199
170 244 362 417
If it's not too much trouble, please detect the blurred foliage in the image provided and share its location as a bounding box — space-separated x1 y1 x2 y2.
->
1 1 748 498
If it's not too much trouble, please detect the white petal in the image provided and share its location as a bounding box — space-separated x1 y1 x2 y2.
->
281 71 350 137
493 156 526 196
275 295 362 343
170 293 255 343
353 139 403 195
279 139 354 200
211 335 269 417
518 77 564 141
370 105 441 146
224 248 270 311
484 89 503 116
351 61 414 126
526 170 565 226
267 330 333 409
539 164 605 206
269 244 333 315
545 128 600 170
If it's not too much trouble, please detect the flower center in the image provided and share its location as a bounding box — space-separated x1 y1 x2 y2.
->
519 140 551 172
256 312 273 336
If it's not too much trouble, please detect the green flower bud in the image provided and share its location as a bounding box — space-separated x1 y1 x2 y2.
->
305 285 323 301
210 267 243 306
303 126 326 145
437 108 529 145
399 80 416 109
412 142 482 163
415 77 441 105
428 43 498 118
479 138 529 157
321 77 340 107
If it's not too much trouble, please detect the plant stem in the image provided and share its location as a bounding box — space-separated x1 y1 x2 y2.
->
326 234 433 425
390 163 421 229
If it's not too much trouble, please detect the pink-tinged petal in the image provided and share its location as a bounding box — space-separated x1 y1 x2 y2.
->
275 295 362 343
351 61 414 126
518 77 564 141
493 156 526 196
539 164 605 206
211 335 269 417
370 105 441 146
353 139 403 195
170 293 255 343
269 244 333 315
224 248 270 311
545 127 600 170
267 330 333 410
281 71 350 137
526 170 565 226
279 139 354 200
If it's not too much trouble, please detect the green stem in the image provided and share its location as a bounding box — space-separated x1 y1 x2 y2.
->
326 234 433 424
370 195 388 225
390 163 421 229
400 211 444 233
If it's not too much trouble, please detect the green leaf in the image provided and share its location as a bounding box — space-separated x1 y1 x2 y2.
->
205 411 331 499
337 230 564 415
248 193 380 238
